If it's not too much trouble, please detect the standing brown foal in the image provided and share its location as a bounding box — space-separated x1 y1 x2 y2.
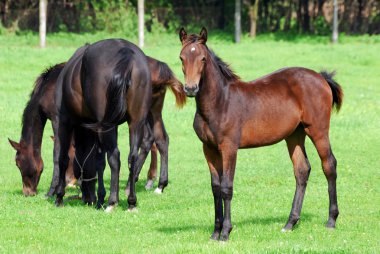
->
179 28 343 241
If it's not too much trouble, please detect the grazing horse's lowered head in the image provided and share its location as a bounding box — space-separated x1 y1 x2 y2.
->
9 139 43 196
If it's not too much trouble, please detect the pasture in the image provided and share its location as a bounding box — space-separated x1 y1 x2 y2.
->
0 32 379 253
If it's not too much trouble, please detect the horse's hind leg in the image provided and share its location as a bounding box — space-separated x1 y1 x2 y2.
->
124 122 154 196
283 128 311 231
153 118 169 194
103 128 120 212
146 143 158 190
96 149 106 209
307 131 339 228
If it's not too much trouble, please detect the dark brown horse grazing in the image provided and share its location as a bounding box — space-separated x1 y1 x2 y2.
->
8 63 76 196
9 54 186 200
179 28 343 241
54 39 152 210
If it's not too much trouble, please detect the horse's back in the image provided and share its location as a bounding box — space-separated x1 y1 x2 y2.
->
237 67 333 147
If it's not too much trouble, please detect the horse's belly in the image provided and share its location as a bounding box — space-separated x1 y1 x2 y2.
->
239 115 300 148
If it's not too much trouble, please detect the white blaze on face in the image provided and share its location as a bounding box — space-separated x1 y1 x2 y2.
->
191 47 196 52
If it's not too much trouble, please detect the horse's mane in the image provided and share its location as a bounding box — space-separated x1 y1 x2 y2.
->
182 34 240 82
208 49 240 82
22 63 65 130
31 63 65 97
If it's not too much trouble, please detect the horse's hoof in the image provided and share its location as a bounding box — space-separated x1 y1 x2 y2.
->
154 187 163 194
105 205 116 213
55 199 64 207
145 180 154 190
281 223 294 232
96 203 104 210
210 232 220 241
127 207 138 213
326 220 336 229
46 190 55 198
219 233 229 242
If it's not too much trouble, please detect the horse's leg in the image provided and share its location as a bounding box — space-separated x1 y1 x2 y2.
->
124 122 154 196
203 144 223 241
283 129 311 231
127 120 145 210
47 119 60 197
307 132 339 228
219 143 238 241
54 118 72 207
96 149 107 209
104 128 120 212
153 118 169 194
146 143 158 190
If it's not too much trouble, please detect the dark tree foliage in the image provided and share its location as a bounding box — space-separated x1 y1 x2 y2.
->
0 0 379 35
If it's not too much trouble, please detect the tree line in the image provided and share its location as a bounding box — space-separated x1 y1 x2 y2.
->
1 0 379 36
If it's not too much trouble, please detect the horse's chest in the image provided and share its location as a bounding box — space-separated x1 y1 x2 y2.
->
193 114 217 145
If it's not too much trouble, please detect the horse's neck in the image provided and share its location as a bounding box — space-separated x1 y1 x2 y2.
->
196 61 228 120
21 101 46 156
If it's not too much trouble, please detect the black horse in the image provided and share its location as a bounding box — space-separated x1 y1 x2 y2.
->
54 39 152 210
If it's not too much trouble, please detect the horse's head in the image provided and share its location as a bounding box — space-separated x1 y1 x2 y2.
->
8 138 43 196
179 27 208 97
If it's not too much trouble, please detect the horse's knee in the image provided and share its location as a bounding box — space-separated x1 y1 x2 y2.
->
322 154 337 180
220 181 233 200
108 148 120 170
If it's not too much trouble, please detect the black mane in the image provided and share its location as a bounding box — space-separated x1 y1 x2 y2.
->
22 63 64 132
208 49 240 82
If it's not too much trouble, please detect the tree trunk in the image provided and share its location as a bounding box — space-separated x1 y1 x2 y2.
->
39 0 47 48
235 0 241 43
138 0 144 48
284 0 293 31
218 0 226 29
332 0 338 43
246 0 259 37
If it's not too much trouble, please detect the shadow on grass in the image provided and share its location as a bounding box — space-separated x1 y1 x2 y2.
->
156 213 314 234
39 179 153 208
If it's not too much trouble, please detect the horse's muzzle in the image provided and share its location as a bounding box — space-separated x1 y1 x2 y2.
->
184 85 199 97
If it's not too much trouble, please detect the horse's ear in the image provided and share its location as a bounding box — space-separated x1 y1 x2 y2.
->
199 27 208 44
8 138 21 151
179 27 187 44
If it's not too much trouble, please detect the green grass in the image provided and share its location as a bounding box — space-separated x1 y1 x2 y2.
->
0 32 379 253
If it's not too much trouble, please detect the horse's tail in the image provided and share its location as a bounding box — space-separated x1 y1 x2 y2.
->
320 70 344 112
32 62 66 96
155 61 186 108
81 48 134 132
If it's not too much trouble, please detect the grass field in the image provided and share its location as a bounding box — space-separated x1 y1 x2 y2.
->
0 32 379 253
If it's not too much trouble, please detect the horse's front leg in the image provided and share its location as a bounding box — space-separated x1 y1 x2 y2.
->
54 118 72 206
219 142 238 241
47 119 60 197
203 144 223 240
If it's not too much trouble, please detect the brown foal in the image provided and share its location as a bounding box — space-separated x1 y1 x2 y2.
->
179 27 343 241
